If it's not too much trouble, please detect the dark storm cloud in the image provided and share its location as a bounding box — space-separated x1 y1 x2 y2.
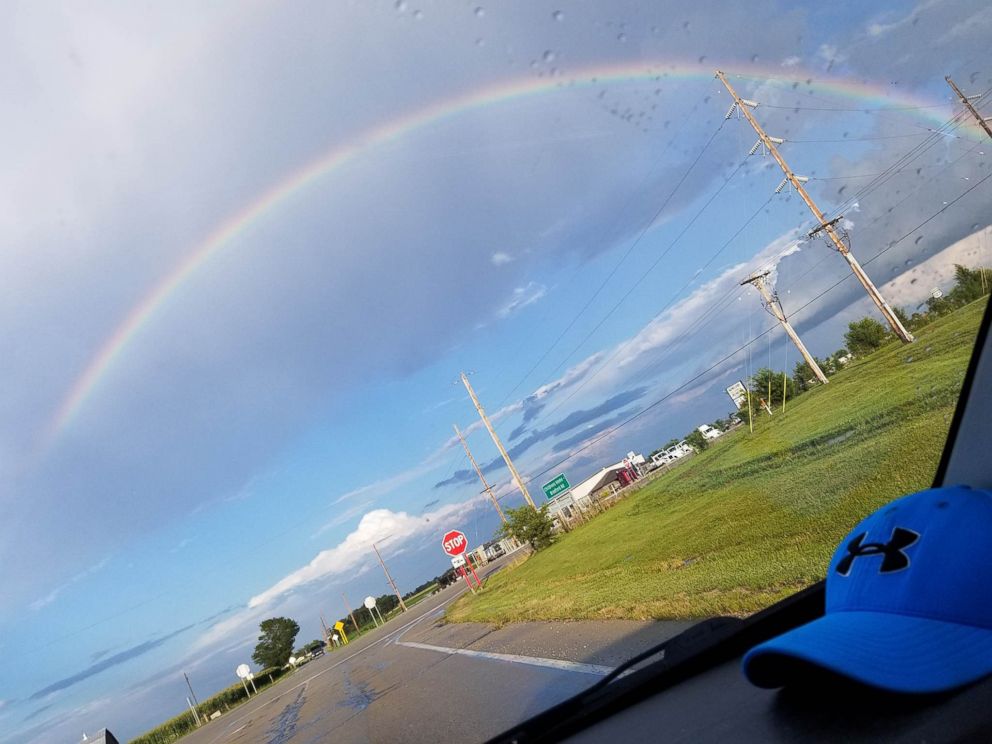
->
550 409 640 454
434 387 648 487
30 624 195 700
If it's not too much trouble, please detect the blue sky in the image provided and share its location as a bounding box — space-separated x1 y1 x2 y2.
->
2 0 991 739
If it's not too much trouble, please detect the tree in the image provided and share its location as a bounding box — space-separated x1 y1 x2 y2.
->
749 367 799 408
252 617 300 669
793 356 829 391
497 504 555 551
844 317 888 356
946 264 991 306
302 639 323 655
684 429 708 452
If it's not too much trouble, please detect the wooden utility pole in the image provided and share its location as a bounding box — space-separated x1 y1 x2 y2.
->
183 672 201 720
372 542 408 612
716 70 914 344
453 424 508 524
740 270 829 384
460 372 537 510
341 593 360 635
319 612 331 644
946 76 992 140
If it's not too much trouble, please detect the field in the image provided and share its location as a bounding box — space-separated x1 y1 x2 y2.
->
447 300 986 624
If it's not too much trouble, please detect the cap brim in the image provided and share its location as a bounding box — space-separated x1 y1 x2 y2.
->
743 610 992 694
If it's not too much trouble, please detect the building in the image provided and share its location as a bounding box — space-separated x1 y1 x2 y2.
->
546 461 639 528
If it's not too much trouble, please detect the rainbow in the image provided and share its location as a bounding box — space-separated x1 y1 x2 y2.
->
45 60 967 443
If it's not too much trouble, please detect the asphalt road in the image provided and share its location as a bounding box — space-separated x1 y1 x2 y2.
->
180 554 692 744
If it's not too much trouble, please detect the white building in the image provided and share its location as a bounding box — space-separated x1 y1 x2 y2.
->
546 461 639 528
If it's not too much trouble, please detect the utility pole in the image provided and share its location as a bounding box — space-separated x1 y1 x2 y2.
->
341 593 360 635
319 612 331 645
946 76 992 140
460 372 537 510
372 542 408 612
740 270 829 385
183 672 200 714
716 70 914 343
453 424 507 524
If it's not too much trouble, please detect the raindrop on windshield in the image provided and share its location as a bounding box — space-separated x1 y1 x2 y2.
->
413 9 423 19
543 50 556 63
552 10 564 21
475 37 485 46
617 32 627 42
474 6 485 17
394 0 406 10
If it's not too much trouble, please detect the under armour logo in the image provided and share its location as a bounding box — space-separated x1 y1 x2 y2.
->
835 527 920 576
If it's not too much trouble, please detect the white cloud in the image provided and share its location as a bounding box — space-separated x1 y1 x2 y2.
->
491 252 514 266
780 56 802 68
880 226 992 308
248 498 483 609
311 499 375 539
816 43 848 70
29 555 111 611
496 282 547 318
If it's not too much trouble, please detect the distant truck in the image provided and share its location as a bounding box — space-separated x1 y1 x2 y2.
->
650 441 695 468
697 424 723 441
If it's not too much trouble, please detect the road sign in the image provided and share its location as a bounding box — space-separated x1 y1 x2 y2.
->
542 473 570 499
451 555 466 568
333 620 345 630
236 663 250 679
364 596 377 610
442 529 468 556
726 381 748 410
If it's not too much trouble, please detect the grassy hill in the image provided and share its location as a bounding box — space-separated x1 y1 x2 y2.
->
447 300 987 625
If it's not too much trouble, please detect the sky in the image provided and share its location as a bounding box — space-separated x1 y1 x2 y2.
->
2 0 991 739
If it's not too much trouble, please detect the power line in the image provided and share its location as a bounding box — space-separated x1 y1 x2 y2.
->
536 193 775 422
787 132 929 143
524 170 991 485
761 102 952 112
492 102 714 409
538 145 746 386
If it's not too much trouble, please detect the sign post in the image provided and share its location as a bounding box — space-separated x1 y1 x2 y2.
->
444 530 481 593
364 596 382 627
465 552 482 587
333 620 348 644
542 473 570 500
236 664 252 698
452 555 474 594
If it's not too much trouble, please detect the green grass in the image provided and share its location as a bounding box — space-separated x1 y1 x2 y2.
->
447 300 986 625
404 583 439 608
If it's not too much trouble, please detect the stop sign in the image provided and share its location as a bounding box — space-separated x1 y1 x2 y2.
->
442 530 468 556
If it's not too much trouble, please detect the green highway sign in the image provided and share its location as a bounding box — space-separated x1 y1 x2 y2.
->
542 473 570 500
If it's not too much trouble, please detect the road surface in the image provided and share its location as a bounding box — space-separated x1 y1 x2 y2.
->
180 554 691 744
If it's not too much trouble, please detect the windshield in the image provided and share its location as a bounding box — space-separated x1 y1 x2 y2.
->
3 2 990 742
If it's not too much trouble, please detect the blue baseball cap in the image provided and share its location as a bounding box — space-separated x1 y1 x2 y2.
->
743 485 992 693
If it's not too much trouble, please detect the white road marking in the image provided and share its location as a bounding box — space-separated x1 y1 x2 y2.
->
393 639 615 676
203 589 469 742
